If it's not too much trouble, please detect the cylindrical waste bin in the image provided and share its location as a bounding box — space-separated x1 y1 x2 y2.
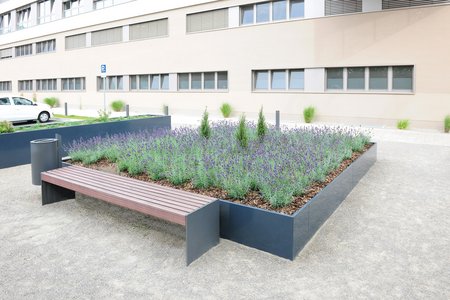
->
31 138 59 186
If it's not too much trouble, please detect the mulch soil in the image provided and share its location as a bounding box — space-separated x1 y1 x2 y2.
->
72 144 372 216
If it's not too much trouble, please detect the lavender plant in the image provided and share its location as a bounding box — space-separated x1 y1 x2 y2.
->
67 123 371 208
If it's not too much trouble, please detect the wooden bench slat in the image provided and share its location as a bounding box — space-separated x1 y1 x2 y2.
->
48 166 214 205
42 173 189 225
45 171 202 212
56 166 212 206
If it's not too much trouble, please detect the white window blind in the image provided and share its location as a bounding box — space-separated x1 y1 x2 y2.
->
129 19 168 40
325 0 362 15
65 33 86 49
187 9 228 32
91 27 122 46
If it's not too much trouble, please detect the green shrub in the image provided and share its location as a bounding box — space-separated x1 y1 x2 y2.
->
236 114 249 148
397 119 410 130
303 106 315 123
256 107 267 141
97 110 111 122
199 109 211 139
0 121 14 133
220 103 232 118
110 100 126 112
43 97 59 108
445 115 450 133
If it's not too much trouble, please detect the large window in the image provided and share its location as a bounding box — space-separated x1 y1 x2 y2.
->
63 0 85 18
254 69 304 91
36 39 56 54
18 80 33 91
62 77 85 91
94 0 132 9
0 81 11 91
98 76 123 91
130 19 168 40
16 6 32 30
187 9 228 33
326 66 413 92
65 33 86 50
178 72 228 91
0 13 11 34
15 44 32 57
382 0 450 10
241 0 304 25
36 79 57 91
129 74 169 91
0 48 12 60
38 0 56 24
91 27 122 46
325 0 362 16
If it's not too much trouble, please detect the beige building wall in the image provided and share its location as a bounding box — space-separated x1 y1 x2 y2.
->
1 1 450 129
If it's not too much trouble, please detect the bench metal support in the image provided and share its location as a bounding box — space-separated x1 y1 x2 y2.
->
185 200 220 266
42 181 75 205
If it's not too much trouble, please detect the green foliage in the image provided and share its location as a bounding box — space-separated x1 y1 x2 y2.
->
397 119 410 130
303 106 316 123
256 107 268 141
199 109 211 139
97 110 111 122
445 115 450 133
111 100 126 112
0 121 14 133
220 103 232 118
43 97 59 108
236 114 249 148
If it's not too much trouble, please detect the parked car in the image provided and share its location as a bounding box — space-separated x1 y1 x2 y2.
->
0 95 53 123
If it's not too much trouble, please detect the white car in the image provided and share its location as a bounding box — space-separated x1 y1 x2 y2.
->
0 95 53 123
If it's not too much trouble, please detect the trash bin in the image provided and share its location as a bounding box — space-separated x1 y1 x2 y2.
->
31 138 59 186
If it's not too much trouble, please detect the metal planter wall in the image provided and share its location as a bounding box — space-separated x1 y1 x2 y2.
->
220 143 377 260
0 116 171 169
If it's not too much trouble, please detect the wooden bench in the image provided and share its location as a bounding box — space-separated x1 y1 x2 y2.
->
41 165 219 265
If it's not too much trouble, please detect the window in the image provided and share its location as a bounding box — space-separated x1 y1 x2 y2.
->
15 44 32 57
63 0 85 17
94 0 132 9
290 0 305 18
271 70 286 89
241 5 254 25
254 71 269 90
38 0 56 24
92 27 122 46
382 0 450 10
130 19 168 40
0 97 10 105
256 2 270 23
273 0 287 21
130 74 169 91
16 6 32 30
241 1 303 25
36 39 56 54
62 77 85 91
36 79 57 91
0 48 12 60
369 66 388 90
0 81 12 92
65 33 86 50
289 70 304 89
178 72 228 91
325 0 362 16
254 69 304 91
187 9 228 33
392 66 413 91
97 76 123 91
18 80 33 91
0 13 12 34
326 68 344 90
347 67 365 90
13 97 34 105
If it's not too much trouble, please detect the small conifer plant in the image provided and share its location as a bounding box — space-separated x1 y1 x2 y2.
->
257 107 268 141
236 114 249 148
200 109 211 139
445 115 450 133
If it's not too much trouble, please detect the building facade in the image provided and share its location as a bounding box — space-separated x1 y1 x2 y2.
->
0 0 449 129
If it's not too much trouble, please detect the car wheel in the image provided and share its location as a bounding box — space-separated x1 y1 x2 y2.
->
38 112 50 123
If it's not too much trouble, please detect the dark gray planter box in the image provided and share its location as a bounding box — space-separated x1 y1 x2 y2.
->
0 116 171 169
219 143 377 260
